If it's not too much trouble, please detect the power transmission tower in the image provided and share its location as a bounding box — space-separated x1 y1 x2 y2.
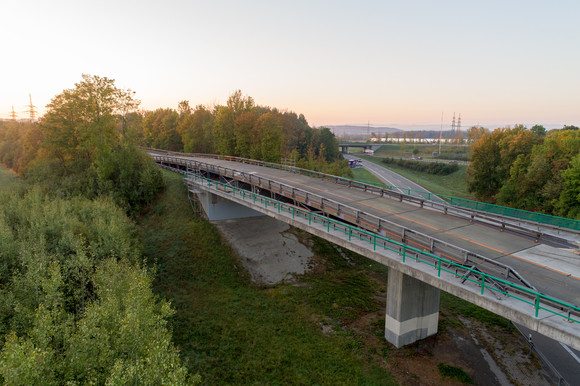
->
457 113 462 143
26 94 37 121
10 106 17 121
451 112 456 137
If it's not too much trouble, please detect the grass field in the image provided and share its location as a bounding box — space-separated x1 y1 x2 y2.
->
351 166 384 185
373 143 471 161
360 155 474 199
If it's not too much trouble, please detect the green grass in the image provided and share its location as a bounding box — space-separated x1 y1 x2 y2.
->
374 143 470 161
360 155 474 199
437 363 474 384
351 167 384 185
138 171 396 384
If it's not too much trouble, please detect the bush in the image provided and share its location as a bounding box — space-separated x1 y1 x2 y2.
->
381 158 459 175
96 145 165 217
0 187 194 384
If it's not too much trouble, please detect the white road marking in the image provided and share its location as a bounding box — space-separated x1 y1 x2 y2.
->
560 342 580 365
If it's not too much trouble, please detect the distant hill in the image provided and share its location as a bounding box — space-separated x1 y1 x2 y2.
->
324 125 403 138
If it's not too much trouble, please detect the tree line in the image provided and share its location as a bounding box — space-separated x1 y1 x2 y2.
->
136 90 350 176
467 124 580 219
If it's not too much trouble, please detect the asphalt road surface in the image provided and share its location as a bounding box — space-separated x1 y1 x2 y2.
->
349 153 580 384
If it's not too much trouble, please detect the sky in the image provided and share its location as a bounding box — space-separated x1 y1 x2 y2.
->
2 0 579 130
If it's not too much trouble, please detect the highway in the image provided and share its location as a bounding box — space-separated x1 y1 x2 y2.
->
344 154 444 200
353 154 580 384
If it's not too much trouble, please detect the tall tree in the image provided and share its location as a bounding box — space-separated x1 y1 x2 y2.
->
213 91 254 156
555 153 580 219
41 74 140 170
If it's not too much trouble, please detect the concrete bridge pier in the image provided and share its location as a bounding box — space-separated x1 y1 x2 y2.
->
385 269 440 348
196 190 264 221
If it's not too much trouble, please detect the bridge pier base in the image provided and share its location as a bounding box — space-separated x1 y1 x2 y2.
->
385 269 440 348
196 190 264 221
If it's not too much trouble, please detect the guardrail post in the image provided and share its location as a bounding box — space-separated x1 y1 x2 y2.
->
309 212 312 225
402 246 406 262
481 274 485 295
373 234 377 250
535 294 540 317
437 258 442 277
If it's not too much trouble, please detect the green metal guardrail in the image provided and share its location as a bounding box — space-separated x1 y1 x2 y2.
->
183 171 580 324
348 177 580 232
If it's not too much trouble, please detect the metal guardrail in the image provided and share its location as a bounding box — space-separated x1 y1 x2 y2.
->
152 154 535 292
176 168 580 325
355 156 580 234
350 177 580 234
144 148 580 241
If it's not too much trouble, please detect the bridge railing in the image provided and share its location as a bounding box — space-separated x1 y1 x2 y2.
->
144 148 580 239
153 154 536 291
181 170 580 325
351 177 580 232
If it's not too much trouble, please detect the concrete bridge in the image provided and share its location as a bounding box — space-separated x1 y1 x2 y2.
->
148 150 580 350
338 142 383 154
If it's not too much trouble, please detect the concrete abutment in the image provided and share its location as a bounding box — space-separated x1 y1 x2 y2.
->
196 190 264 221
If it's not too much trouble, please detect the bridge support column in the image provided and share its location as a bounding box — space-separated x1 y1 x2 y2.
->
385 269 440 348
196 190 264 221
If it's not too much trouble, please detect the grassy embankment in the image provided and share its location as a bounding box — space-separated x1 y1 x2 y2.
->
351 167 384 185
139 171 396 384
139 169 514 384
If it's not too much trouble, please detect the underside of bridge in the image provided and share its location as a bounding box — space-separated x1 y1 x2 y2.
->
196 188 441 348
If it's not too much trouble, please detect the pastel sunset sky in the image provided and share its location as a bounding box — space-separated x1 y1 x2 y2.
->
2 0 579 130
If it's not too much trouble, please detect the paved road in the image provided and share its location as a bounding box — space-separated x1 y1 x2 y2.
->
352 154 580 384
345 154 437 197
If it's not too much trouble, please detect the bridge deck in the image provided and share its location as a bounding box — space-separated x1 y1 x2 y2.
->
188 156 580 306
